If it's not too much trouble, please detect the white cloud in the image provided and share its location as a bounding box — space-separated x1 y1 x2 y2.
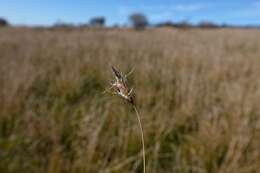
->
149 11 174 21
172 4 206 12
117 3 211 23
118 3 209 15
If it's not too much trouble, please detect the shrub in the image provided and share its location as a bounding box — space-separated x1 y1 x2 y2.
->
89 17 105 27
0 18 9 27
129 13 149 30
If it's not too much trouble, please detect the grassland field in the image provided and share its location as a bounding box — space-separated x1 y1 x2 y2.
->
0 27 260 173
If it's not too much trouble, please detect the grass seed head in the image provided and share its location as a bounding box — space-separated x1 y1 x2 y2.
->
110 66 134 105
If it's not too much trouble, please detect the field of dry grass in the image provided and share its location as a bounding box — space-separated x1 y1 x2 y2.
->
0 27 260 173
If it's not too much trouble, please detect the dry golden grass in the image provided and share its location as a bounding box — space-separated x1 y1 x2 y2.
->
0 27 260 173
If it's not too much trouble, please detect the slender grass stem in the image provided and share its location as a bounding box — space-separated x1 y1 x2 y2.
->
133 105 146 173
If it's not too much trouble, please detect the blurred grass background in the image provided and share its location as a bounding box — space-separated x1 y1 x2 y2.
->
0 27 260 173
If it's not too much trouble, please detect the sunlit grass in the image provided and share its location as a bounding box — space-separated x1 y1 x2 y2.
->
0 27 260 173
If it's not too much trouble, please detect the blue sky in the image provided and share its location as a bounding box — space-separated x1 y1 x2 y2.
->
0 0 260 26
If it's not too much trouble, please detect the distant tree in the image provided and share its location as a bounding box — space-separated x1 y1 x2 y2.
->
79 23 89 28
175 20 193 29
129 13 149 30
112 24 120 28
0 18 9 27
53 20 75 29
89 17 105 27
198 21 219 29
156 21 175 28
221 23 229 28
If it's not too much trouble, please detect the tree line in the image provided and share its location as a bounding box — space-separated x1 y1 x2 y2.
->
1 13 259 29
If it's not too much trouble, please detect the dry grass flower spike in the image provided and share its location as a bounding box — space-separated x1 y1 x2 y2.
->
104 66 146 173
